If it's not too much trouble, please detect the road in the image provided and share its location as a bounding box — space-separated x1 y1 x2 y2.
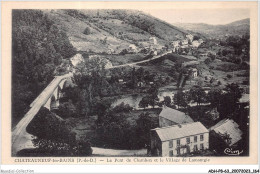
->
12 73 73 155
108 51 172 69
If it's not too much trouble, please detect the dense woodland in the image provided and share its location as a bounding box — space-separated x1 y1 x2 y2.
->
12 10 76 126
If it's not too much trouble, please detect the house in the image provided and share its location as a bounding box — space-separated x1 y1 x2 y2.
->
186 34 194 42
128 44 138 53
161 46 167 52
198 39 204 44
181 45 189 49
192 40 201 48
70 53 84 67
118 79 124 85
159 106 194 127
137 81 145 88
191 68 198 78
209 119 243 154
171 40 180 48
149 37 157 45
150 50 158 56
104 59 113 69
107 48 115 55
239 94 249 104
181 39 189 46
150 122 209 156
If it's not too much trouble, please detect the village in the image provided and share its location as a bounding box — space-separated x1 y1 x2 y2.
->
60 32 249 157
11 9 250 158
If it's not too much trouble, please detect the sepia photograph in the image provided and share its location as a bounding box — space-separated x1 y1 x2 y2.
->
1 2 258 169
11 8 251 158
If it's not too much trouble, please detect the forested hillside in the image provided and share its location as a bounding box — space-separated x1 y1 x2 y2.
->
12 10 76 126
173 18 249 39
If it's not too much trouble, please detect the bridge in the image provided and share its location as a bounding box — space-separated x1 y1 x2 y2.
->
12 73 72 155
11 51 172 156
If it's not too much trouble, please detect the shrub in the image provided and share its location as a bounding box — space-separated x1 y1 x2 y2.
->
26 107 72 141
227 74 232 79
55 100 77 118
25 107 92 156
113 102 133 113
204 58 211 65
83 27 91 35
119 49 128 55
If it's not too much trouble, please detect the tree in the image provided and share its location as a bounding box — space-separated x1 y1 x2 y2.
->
207 88 222 107
55 100 77 118
94 99 111 123
204 58 211 65
227 74 232 79
83 27 91 35
95 109 137 149
24 107 92 156
136 112 158 148
119 49 128 55
139 96 150 109
218 83 243 119
12 10 76 126
163 96 171 107
112 102 133 113
173 90 188 108
147 85 159 108
136 67 145 81
189 86 207 106
193 35 200 41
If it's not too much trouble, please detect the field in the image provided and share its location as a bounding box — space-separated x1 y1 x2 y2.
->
99 53 146 66
44 9 186 54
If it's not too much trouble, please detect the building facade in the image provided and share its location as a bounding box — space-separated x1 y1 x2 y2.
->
151 122 209 157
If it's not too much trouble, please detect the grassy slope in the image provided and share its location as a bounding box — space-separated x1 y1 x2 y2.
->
44 9 186 53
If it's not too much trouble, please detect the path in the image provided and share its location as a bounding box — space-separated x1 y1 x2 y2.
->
110 51 172 69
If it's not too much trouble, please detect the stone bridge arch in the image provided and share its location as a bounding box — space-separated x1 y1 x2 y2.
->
43 78 68 111
12 73 73 156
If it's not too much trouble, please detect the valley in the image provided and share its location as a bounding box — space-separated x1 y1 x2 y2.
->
12 9 250 158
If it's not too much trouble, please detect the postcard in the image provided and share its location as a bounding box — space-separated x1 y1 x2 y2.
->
1 1 258 165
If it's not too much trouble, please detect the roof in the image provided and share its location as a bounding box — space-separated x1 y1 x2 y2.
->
152 122 208 141
70 53 84 66
239 94 249 103
129 44 137 48
209 119 242 146
159 106 194 124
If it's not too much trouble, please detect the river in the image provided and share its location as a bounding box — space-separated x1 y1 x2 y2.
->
111 89 177 109
111 89 210 109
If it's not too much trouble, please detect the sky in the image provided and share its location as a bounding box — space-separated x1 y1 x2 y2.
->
142 9 250 25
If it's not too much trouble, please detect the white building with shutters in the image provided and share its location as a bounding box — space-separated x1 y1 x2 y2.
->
150 122 209 157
